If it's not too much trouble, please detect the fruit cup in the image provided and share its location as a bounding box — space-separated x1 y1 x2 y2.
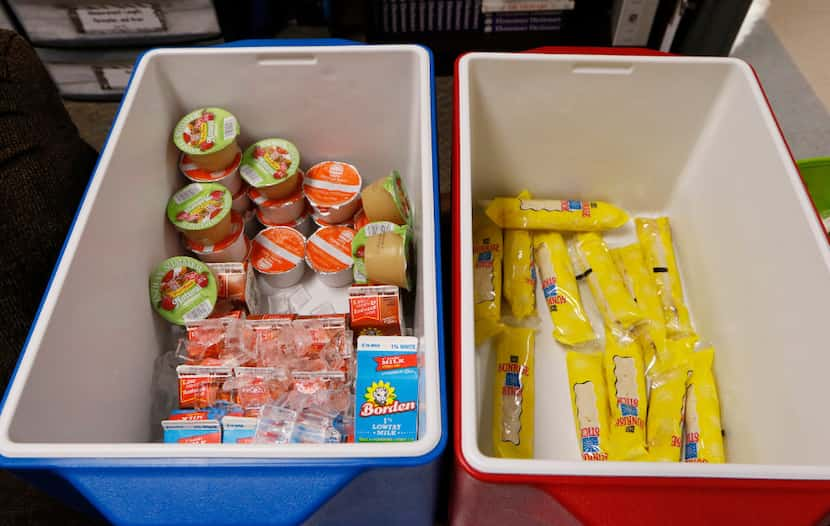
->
173 107 241 172
249 171 306 224
149 256 218 325
240 138 301 200
167 183 233 245
184 211 248 263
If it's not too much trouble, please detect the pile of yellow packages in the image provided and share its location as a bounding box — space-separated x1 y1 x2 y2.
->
474 192 725 463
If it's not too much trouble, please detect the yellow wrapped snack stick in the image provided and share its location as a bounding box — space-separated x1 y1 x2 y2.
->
486 196 629 231
473 214 504 345
533 232 597 346
683 347 725 463
566 351 612 461
604 332 648 461
503 229 536 320
635 218 694 338
492 327 535 459
646 337 695 462
573 233 643 332
611 244 667 372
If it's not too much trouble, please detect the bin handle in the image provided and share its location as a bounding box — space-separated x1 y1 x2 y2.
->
216 38 363 48
521 46 673 56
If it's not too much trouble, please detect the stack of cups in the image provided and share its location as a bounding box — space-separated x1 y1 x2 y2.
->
173 108 252 263
240 138 312 237
305 161 366 231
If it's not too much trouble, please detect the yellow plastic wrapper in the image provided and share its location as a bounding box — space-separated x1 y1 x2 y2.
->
503 229 536 320
492 327 535 459
473 214 504 345
486 196 629 231
611 243 667 372
604 332 648 461
683 347 725 463
533 232 597 346
646 337 695 462
635 218 694 338
566 351 612 461
573 233 643 333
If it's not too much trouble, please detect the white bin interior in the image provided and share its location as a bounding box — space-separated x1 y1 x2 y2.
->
0 45 441 459
458 53 830 479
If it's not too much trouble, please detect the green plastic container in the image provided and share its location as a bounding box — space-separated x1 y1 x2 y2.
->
797 157 830 232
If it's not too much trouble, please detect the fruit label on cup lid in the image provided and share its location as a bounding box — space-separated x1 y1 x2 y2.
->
304 161 362 208
251 227 305 274
307 226 355 273
167 183 232 231
240 138 300 188
149 256 217 325
173 108 239 156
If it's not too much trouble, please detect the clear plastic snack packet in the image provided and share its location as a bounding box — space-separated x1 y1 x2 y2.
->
610 243 668 375
566 350 612 461
534 232 596 346
572 233 643 334
473 213 504 344
503 229 536 321
646 337 695 462
254 404 298 444
603 332 648 461
485 195 629 231
635 217 694 338
683 347 725 463
224 367 290 417
492 326 535 459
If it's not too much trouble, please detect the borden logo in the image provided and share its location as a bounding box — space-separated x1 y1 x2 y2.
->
360 380 416 417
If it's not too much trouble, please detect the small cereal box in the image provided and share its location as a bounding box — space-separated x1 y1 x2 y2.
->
222 416 258 444
162 419 221 444
354 336 419 442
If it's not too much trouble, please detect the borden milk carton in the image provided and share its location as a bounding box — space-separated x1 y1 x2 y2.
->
354 336 419 442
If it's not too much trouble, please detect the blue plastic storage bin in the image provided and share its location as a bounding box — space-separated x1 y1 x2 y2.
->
0 40 445 526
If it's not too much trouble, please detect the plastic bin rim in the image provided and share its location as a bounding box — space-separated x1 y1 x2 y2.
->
452 48 830 484
0 40 447 468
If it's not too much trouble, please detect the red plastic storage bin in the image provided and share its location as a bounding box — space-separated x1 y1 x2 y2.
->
451 48 830 526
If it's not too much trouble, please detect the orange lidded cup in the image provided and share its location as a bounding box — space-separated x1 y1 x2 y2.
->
303 161 362 224
250 226 306 289
305 226 356 288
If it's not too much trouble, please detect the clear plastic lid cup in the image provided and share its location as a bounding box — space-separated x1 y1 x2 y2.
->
167 183 233 245
303 161 362 224
239 138 301 200
149 256 217 325
249 171 306 225
256 205 314 237
250 226 306 289
179 150 243 195
173 107 241 172
306 226 356 288
184 211 248 264
232 184 252 214
360 170 411 225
